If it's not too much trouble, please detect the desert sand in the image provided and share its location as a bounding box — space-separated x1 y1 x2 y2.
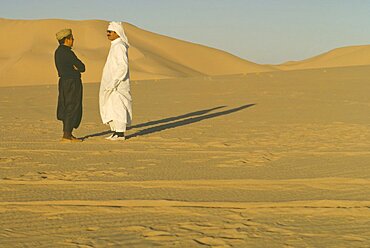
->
1 18 370 247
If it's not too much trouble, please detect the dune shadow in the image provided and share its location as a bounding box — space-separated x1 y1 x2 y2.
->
126 104 255 139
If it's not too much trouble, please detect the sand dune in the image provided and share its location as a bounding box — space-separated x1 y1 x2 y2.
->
0 18 275 87
2 17 369 87
276 45 370 70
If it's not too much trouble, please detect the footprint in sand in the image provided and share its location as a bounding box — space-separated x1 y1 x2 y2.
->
86 227 100 232
142 229 177 241
204 141 231 148
194 237 229 247
0 157 14 163
122 226 177 242
217 152 281 168
3 169 129 181
121 226 147 232
136 159 159 167
0 156 26 164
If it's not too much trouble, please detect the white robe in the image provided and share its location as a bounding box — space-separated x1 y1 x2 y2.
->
99 38 132 126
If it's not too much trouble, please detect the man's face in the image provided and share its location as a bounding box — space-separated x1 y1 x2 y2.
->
64 35 74 47
107 30 119 41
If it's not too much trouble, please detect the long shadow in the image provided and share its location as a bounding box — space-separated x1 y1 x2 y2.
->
130 105 226 129
81 106 227 140
126 104 255 139
81 130 112 140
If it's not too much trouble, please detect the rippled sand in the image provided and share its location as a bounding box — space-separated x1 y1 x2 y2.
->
1 67 370 247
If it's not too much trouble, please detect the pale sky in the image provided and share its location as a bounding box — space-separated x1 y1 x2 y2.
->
1 0 370 64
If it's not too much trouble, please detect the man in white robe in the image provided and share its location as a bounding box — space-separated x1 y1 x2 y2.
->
99 22 132 141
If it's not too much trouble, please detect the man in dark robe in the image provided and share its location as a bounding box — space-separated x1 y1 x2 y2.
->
54 29 85 142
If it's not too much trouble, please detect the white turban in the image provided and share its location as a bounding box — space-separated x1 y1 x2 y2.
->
107 21 129 46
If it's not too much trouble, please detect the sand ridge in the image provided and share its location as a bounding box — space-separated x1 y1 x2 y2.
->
0 18 275 87
276 45 370 70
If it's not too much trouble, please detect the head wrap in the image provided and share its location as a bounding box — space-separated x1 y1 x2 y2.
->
107 21 129 46
56 29 72 40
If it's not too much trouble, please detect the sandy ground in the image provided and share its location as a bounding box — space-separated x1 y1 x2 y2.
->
1 66 370 247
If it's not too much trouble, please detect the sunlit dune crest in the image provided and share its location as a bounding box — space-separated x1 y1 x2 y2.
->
0 18 275 86
276 45 370 70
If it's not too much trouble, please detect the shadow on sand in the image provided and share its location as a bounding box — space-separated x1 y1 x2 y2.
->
130 105 226 129
127 104 255 139
82 104 255 140
81 130 112 140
